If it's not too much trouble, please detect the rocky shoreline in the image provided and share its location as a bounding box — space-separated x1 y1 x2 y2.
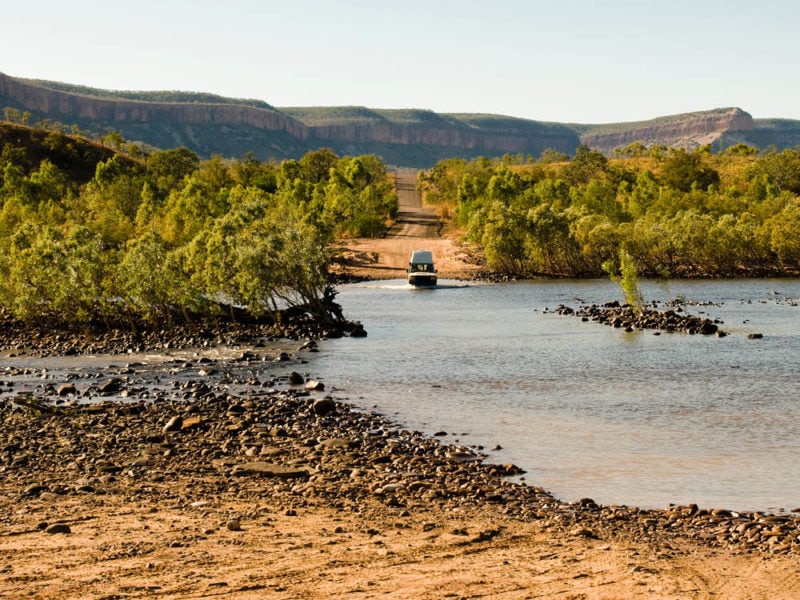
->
1 342 798 560
0 309 367 358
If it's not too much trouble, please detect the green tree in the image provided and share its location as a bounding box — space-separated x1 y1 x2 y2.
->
660 148 720 192
725 143 758 157
764 202 800 267
101 130 126 151
230 152 278 191
538 148 570 163
147 147 200 197
299 148 339 184
613 142 648 158
746 148 800 194
603 248 644 313
562 145 608 185
115 232 179 324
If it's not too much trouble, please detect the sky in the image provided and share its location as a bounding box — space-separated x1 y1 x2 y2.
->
2 0 799 124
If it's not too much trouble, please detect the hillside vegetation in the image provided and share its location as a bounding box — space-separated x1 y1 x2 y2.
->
0 123 123 183
0 122 396 329
21 77 276 110
419 143 800 278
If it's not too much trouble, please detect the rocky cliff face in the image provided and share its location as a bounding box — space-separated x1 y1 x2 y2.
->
307 122 575 154
580 108 754 153
2 72 799 167
0 72 305 135
0 73 578 165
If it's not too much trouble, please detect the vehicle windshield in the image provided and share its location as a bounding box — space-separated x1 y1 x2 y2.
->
410 263 433 272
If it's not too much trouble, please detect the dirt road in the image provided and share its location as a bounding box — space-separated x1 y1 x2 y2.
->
332 171 484 281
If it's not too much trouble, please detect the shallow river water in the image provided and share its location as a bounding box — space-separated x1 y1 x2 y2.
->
3 278 798 513
309 278 800 513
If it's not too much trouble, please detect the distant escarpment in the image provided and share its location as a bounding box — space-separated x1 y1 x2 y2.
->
746 118 800 150
0 73 578 167
3 72 800 167
578 108 755 153
0 73 303 134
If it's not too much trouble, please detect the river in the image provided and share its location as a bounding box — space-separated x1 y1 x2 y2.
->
310 278 800 513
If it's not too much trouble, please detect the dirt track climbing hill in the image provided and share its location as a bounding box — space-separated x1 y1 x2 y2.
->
333 171 483 281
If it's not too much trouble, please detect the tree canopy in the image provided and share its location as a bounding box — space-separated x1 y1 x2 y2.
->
0 127 397 329
418 144 800 277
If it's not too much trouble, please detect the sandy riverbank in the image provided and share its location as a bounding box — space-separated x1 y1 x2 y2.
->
1 347 798 599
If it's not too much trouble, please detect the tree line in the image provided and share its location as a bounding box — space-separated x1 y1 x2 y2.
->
0 127 397 329
418 144 800 278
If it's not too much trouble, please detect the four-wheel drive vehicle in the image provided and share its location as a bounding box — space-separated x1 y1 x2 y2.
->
407 250 437 286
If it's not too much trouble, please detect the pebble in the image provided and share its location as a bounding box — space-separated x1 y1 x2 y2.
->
226 519 242 531
163 415 183 433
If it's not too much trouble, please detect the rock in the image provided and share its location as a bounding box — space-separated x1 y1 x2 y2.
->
698 321 718 335
95 460 121 473
298 340 318 351
571 527 598 539
226 519 242 531
22 484 48 498
44 523 71 534
446 449 477 462
163 415 183 433
180 415 202 430
238 351 258 361
350 323 368 338
98 378 123 394
318 438 354 450
230 462 310 479
748 333 764 339
305 380 325 391
57 384 77 397
289 371 305 385
312 397 336 416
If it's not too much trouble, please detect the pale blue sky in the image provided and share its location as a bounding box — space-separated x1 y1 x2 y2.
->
2 0 798 123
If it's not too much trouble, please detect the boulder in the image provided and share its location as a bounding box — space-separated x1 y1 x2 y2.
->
98 378 123 394
57 384 77 397
312 397 336 416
